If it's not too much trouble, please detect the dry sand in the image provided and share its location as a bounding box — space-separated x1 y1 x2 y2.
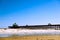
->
0 35 60 40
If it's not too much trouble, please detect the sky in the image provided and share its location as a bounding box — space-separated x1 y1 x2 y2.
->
0 0 60 28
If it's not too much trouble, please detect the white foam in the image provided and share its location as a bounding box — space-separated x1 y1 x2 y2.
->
0 29 60 37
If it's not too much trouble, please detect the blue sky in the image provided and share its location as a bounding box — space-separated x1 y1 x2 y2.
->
0 0 60 28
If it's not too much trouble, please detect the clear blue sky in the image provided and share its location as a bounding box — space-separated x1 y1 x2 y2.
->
0 0 60 28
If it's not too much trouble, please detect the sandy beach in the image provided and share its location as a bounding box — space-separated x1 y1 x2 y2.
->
0 35 60 40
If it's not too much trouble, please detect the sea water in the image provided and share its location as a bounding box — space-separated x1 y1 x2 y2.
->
0 29 60 37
